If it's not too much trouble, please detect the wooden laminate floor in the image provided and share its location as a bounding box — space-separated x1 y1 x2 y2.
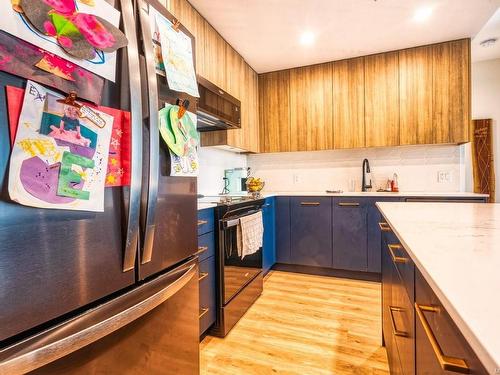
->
200 271 389 375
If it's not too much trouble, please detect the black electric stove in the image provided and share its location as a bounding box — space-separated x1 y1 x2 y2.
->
209 197 265 337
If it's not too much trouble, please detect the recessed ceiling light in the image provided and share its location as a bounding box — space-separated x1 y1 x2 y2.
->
413 6 433 22
299 31 315 46
480 38 498 48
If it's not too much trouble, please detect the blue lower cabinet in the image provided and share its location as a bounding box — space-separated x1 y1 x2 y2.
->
275 197 291 264
332 198 368 271
290 197 332 267
262 197 276 274
198 209 216 336
199 255 216 335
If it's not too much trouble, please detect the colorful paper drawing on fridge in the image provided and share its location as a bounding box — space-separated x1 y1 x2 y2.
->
149 6 199 97
8 80 113 211
159 103 199 177
0 0 124 81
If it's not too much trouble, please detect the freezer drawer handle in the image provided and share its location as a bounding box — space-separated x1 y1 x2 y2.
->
199 307 209 319
121 0 143 272
0 262 198 375
389 306 408 337
415 303 470 374
138 0 160 266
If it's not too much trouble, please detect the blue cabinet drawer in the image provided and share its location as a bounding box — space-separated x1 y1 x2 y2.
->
197 231 215 262
198 208 215 236
199 255 216 335
383 232 414 302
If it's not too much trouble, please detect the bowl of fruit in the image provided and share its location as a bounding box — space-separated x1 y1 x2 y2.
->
246 177 265 197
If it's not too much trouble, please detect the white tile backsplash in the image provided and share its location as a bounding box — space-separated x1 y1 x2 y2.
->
247 144 463 193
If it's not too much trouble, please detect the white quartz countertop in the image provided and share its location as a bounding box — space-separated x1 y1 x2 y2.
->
376 202 500 373
260 191 489 198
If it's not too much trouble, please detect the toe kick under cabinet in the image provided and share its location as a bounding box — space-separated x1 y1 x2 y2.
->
380 220 488 375
197 208 216 336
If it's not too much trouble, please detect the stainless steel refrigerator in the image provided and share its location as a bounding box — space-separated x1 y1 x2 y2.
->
0 0 200 373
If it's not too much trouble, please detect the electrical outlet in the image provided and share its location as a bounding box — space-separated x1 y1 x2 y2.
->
293 174 300 184
437 171 451 183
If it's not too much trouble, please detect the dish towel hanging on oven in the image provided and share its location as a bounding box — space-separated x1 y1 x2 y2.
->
236 211 264 259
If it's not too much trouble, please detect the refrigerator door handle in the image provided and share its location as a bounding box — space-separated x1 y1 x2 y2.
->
121 0 143 272
0 260 198 374
138 0 160 265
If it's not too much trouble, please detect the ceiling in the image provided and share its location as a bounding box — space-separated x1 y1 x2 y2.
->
472 7 500 62
189 0 500 73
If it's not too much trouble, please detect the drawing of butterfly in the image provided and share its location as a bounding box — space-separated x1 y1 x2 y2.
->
13 0 128 60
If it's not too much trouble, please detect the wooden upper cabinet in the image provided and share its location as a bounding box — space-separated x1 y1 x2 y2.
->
203 22 226 88
225 46 244 99
259 71 291 153
399 46 433 145
364 52 400 147
332 58 365 149
433 39 470 144
289 63 333 151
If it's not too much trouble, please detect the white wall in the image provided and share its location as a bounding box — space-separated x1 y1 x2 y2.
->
247 145 463 193
469 58 500 202
197 147 247 195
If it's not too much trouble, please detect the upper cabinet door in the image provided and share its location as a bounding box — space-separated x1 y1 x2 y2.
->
289 63 334 151
203 22 226 88
365 52 400 147
258 70 291 153
333 58 365 149
432 39 471 144
399 46 433 145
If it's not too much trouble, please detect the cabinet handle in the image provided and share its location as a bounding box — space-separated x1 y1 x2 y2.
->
197 220 208 226
378 222 391 232
300 202 320 206
198 272 209 282
195 246 208 256
415 303 470 374
387 244 408 264
338 202 360 207
389 306 408 337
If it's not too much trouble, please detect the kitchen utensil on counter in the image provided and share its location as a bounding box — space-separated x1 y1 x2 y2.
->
391 173 399 192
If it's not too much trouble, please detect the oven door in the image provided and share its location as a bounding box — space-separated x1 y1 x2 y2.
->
220 215 262 305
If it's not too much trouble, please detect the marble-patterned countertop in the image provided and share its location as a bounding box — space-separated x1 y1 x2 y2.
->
376 202 500 373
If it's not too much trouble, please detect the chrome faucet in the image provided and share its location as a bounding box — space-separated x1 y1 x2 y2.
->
362 158 372 192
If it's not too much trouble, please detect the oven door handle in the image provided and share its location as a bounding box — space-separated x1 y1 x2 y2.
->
221 210 262 229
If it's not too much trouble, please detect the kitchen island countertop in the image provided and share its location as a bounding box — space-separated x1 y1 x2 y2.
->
376 202 500 373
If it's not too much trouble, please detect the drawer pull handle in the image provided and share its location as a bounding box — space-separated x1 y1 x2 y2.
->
378 222 391 232
198 272 209 282
389 306 408 337
338 202 360 207
195 246 208 256
197 220 208 226
415 303 469 374
300 202 320 206
199 307 209 319
388 244 408 263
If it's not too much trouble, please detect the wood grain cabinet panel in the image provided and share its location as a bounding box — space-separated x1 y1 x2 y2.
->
399 46 433 145
203 22 226 88
332 58 365 149
432 39 470 144
364 52 400 147
258 70 291 153
289 63 333 151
